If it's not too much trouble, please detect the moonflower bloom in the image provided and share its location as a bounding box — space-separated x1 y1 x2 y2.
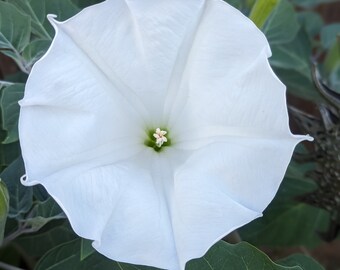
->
19 0 311 269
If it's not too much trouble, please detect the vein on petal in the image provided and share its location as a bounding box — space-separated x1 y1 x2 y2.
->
162 0 207 124
49 17 150 126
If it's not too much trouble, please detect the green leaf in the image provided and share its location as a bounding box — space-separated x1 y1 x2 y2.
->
239 173 329 248
223 0 243 9
249 0 279 29
24 197 66 231
291 0 340 8
187 241 322 270
35 239 323 270
0 2 31 73
329 64 340 91
270 29 321 101
278 254 324 270
15 221 77 257
324 39 340 74
262 0 300 45
0 142 21 172
23 39 51 67
298 12 324 40
0 180 9 244
80 239 95 261
0 83 25 144
8 0 79 39
0 157 33 218
72 0 104 9
35 239 157 270
321 23 340 49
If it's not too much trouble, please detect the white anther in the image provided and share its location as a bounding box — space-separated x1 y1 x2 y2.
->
153 128 168 147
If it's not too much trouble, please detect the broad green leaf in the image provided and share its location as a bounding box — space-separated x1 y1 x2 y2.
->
291 0 340 8
0 142 21 172
274 68 321 101
0 84 25 144
321 23 340 49
8 0 79 38
33 184 49 202
35 239 322 270
270 29 321 101
23 197 65 231
23 39 51 67
0 2 31 73
72 0 104 9
298 12 324 40
239 174 329 248
0 180 9 244
0 157 33 218
278 254 324 270
187 241 322 270
35 239 157 270
262 0 300 45
80 239 95 261
249 0 278 29
15 221 77 257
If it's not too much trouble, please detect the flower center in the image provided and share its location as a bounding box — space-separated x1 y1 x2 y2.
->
144 127 171 152
153 128 168 147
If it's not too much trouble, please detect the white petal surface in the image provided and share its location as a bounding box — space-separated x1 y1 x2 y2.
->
173 137 304 268
42 150 182 270
19 17 145 182
164 0 270 126
56 0 206 123
172 51 300 149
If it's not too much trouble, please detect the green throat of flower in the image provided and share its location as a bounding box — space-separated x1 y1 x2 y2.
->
144 128 171 152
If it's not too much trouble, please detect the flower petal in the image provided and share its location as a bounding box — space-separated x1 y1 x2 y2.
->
19 16 144 182
165 0 270 125
54 0 207 123
173 137 301 268
42 150 182 270
172 52 296 144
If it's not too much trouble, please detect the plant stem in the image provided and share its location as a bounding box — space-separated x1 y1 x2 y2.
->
0 80 15 87
2 225 38 247
0 261 25 270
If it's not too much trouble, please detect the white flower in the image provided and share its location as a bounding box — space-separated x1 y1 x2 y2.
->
18 0 311 269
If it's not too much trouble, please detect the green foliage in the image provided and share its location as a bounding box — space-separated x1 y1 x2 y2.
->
291 0 340 8
270 30 321 101
7 0 79 38
0 2 31 73
321 23 340 49
0 84 24 144
262 0 300 45
277 254 325 270
0 157 33 218
298 12 324 39
35 239 157 270
34 239 323 270
14 222 77 257
24 198 66 231
80 239 96 261
71 0 104 9
239 162 329 248
249 0 279 28
188 241 324 270
0 180 9 244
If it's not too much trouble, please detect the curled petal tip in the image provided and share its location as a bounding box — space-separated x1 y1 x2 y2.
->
47 14 59 26
306 134 314 142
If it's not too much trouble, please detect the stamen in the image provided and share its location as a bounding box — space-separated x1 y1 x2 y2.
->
153 128 168 148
